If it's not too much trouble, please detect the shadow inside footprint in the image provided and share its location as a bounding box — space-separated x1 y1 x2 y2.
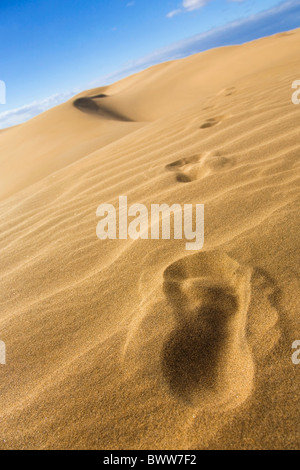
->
200 121 218 129
200 115 228 129
162 301 237 402
161 251 255 410
165 159 186 171
176 173 192 183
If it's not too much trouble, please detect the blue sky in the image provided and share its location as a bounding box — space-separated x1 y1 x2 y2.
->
0 0 299 128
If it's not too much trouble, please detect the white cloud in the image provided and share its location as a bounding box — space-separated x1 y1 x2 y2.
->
167 9 182 18
0 91 76 129
167 0 211 17
167 0 244 17
183 0 211 11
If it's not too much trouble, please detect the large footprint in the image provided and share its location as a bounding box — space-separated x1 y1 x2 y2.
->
123 250 280 415
162 251 255 410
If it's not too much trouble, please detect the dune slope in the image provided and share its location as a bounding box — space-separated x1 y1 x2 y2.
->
0 30 300 450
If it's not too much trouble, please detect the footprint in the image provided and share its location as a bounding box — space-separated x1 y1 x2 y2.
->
217 87 237 97
200 118 220 129
225 87 236 96
176 173 192 183
123 250 281 415
166 155 200 183
162 251 255 410
166 152 234 183
165 155 200 171
200 114 230 129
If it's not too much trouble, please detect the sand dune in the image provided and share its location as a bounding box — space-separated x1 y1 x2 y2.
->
0 30 299 450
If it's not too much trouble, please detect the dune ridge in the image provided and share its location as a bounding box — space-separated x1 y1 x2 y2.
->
0 30 300 450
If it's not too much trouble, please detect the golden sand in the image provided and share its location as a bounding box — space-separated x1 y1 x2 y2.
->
0 30 299 450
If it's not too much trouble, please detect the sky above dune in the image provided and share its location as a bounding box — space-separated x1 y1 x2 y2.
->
0 0 300 128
